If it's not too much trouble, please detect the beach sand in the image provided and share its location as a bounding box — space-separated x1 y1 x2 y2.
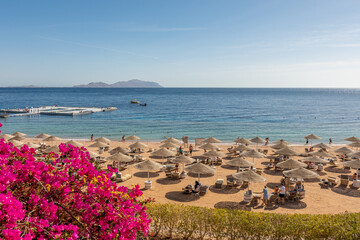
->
22 138 360 214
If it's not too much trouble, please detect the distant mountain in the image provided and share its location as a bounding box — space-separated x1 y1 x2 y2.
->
73 79 163 88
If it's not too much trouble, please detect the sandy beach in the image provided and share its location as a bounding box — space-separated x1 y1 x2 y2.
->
15 137 360 215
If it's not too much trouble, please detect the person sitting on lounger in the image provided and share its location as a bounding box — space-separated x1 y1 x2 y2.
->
192 181 201 194
352 173 358 181
273 185 279 195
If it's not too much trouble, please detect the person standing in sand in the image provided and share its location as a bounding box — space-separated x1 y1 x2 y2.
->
122 135 125 142
189 144 193 155
262 186 269 206
279 184 286 204
91 134 94 141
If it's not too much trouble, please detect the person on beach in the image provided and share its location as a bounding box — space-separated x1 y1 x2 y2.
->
179 146 183 155
192 181 201 194
122 135 125 142
262 186 269 206
189 144 193 155
305 138 309 145
329 138 332 144
279 184 286 204
265 138 269 146
90 134 94 141
352 173 358 181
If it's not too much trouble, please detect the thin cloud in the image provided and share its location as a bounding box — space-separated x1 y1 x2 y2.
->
114 27 205 32
38 36 159 59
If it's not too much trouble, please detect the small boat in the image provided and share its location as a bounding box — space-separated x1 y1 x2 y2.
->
130 99 140 104
140 103 147 106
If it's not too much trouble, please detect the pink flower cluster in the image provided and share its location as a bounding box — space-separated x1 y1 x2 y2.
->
0 124 151 239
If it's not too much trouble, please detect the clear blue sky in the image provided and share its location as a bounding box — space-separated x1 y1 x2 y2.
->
1 1 360 87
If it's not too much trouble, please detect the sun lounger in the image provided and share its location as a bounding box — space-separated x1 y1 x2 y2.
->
269 194 279 205
199 185 210 196
328 176 338 186
215 179 224 188
340 175 349 186
287 191 298 201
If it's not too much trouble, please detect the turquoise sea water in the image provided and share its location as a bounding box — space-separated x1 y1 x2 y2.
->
0 88 360 144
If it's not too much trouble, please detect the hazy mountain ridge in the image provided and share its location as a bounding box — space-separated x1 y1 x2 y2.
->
73 79 163 88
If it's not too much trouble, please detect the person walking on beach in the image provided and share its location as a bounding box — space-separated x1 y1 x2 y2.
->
265 137 269 146
262 186 269 206
90 134 94 141
329 138 332 144
279 184 286 204
305 138 309 145
189 144 193 155
122 135 125 142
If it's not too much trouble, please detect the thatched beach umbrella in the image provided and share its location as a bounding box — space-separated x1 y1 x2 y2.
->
43 145 60 154
347 142 360 149
273 139 290 145
311 149 333 158
26 142 41 149
301 156 330 164
240 150 266 163
250 137 266 148
283 167 319 179
202 150 226 158
313 143 331 149
44 136 62 142
342 159 360 169
151 148 175 163
0 134 13 141
12 132 26 137
349 152 360 159
234 144 252 152
129 141 148 149
159 142 179 149
275 147 299 156
9 136 25 142
199 142 218 151
125 135 141 141
87 151 99 159
161 137 181 144
203 137 222 144
344 136 360 142
185 162 216 181
304 134 321 146
232 170 266 191
106 152 133 163
9 140 24 147
35 133 51 139
109 146 129 155
134 160 163 181
276 159 307 169
94 137 111 144
271 142 289 150
227 157 254 168
88 141 108 148
172 155 195 172
334 147 354 155
65 140 83 148
234 138 252 145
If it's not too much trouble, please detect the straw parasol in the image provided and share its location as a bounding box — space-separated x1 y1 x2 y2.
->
43 145 60 154
151 148 176 163
310 149 333 158
9 136 25 142
301 156 330 164
35 133 51 139
161 137 181 144
109 146 129 155
88 141 108 148
271 142 289 150
342 159 360 169
94 137 111 144
275 147 299 156
276 159 307 169
0 134 13 141
44 136 62 142
344 136 360 142
347 142 360 149
349 152 360 159
134 160 163 181
203 137 222 143
240 150 266 163
202 150 226 158
125 135 141 141
250 137 266 148
9 140 24 147
283 167 319 179
106 152 133 162
273 139 290 145
234 138 252 145
304 134 321 146
65 140 83 147
129 141 148 149
185 162 216 181
313 143 331 149
12 132 26 137
199 142 218 151
227 157 254 168
233 144 252 152
25 142 41 149
334 147 354 154
232 170 266 191
172 155 195 165
159 142 179 149
87 151 99 159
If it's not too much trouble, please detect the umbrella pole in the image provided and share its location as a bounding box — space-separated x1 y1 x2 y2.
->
148 171 150 181
198 173 200 182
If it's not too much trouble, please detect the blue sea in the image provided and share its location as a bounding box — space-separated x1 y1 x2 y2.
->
0 88 360 144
